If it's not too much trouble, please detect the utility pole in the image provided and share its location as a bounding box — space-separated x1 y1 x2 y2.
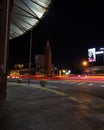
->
28 29 32 85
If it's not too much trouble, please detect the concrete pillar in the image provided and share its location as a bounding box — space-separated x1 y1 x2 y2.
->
0 0 12 104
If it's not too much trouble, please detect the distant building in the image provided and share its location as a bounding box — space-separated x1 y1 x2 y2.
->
86 47 104 75
35 40 52 75
44 40 52 75
35 54 44 73
88 47 104 64
84 66 104 75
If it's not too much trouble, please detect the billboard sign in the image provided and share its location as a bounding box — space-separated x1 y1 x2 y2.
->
88 48 96 62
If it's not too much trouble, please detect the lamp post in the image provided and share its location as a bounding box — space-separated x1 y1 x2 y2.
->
28 29 32 85
82 61 88 66
82 61 88 75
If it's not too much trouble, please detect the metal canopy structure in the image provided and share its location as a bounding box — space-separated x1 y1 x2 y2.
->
10 0 52 39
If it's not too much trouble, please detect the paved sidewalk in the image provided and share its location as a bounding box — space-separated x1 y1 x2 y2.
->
0 82 94 130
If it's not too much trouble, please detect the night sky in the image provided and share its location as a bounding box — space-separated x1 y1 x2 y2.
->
9 0 104 69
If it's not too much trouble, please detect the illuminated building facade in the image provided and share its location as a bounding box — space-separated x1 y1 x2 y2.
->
88 47 104 64
35 54 44 73
86 47 104 74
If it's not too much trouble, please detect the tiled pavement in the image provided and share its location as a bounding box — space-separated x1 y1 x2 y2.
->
0 82 99 130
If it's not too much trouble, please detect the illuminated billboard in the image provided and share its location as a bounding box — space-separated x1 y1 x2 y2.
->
88 48 96 62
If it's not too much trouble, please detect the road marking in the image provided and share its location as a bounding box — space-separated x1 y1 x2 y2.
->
77 82 85 85
48 80 59 83
101 85 104 87
68 82 76 84
88 83 93 86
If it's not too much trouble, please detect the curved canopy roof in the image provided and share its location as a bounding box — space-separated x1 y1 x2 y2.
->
10 0 52 39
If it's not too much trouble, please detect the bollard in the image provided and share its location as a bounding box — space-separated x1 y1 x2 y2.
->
40 80 46 87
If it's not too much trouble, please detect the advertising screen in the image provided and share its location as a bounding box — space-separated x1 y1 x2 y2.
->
88 48 96 62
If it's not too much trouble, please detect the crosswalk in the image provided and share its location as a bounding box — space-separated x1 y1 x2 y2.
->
7 80 104 88
48 80 104 87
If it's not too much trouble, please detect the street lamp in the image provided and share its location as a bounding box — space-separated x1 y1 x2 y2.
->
28 29 32 85
82 61 88 75
82 61 88 66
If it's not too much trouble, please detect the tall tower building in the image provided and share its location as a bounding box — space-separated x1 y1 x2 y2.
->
44 40 52 76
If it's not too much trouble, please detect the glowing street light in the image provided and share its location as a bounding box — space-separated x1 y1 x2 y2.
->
82 61 88 75
82 61 88 66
